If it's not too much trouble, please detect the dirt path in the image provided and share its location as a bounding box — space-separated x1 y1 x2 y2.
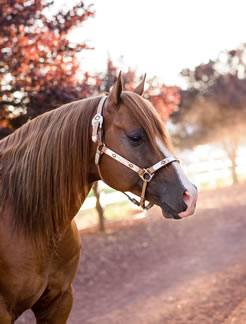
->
17 184 246 323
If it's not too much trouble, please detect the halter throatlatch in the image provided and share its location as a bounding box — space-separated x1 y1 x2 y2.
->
92 96 178 210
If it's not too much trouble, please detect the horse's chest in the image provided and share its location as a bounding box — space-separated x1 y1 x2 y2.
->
0 224 50 313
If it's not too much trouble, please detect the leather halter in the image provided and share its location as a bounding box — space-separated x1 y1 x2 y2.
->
92 96 178 210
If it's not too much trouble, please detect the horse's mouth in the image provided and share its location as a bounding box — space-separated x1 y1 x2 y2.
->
160 201 182 220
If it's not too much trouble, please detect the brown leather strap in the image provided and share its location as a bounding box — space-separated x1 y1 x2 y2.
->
140 180 148 209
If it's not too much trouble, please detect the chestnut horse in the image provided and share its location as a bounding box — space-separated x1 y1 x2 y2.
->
0 74 197 323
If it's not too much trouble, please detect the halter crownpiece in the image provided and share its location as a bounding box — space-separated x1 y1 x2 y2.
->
91 97 105 142
92 96 178 210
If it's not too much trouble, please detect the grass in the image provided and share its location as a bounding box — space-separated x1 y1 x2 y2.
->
75 200 137 230
87 187 116 198
79 174 246 230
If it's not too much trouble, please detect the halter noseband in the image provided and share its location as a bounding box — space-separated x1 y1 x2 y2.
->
92 96 178 210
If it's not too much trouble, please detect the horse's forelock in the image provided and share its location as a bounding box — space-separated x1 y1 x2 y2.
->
120 92 174 157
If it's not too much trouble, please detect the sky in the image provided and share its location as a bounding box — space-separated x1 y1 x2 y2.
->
56 0 246 87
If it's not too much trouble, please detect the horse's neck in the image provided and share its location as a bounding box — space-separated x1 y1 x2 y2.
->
0 101 100 251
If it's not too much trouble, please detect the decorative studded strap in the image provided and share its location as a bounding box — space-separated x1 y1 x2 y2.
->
97 145 178 179
147 156 178 174
92 96 179 210
100 145 143 175
91 96 107 143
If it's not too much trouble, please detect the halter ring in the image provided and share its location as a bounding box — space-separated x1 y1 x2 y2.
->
140 169 154 182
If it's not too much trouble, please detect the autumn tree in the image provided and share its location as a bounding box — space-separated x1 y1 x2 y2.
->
0 0 94 138
172 46 246 183
0 0 180 231
144 78 180 122
97 58 180 120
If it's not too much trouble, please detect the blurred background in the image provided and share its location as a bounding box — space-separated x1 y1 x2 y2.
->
3 1 246 323
1 0 246 230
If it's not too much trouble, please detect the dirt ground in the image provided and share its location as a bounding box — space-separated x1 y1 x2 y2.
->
17 183 246 323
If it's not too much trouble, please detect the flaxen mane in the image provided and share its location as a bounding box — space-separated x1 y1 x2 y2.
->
0 92 172 251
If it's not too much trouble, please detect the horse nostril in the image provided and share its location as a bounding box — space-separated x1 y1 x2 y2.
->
179 187 198 218
182 190 190 212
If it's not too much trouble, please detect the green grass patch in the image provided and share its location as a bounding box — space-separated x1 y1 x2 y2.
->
76 200 134 229
87 187 116 198
103 201 131 221
215 178 229 188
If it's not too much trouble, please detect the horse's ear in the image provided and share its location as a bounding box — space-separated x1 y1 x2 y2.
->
108 72 123 107
133 74 146 96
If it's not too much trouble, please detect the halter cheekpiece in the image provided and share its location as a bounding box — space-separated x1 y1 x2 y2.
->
92 96 178 210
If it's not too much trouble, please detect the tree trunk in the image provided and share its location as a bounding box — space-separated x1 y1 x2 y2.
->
222 136 239 185
93 182 105 232
230 155 238 185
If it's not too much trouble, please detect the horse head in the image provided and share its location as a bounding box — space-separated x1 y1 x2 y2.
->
91 73 197 220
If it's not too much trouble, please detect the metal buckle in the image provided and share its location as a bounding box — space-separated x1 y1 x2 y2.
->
92 114 103 127
92 114 104 142
95 145 104 165
139 169 154 182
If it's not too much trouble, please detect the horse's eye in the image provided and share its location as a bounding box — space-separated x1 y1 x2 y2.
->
128 134 142 143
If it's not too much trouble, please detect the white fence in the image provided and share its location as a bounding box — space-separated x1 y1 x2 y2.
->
180 144 246 190
80 144 246 211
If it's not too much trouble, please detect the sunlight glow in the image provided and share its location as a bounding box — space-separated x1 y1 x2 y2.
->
60 0 246 86
179 144 246 190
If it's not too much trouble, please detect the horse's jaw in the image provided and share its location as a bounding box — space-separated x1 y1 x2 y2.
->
160 202 182 220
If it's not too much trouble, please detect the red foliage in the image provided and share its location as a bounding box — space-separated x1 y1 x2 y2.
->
98 58 180 121
0 0 94 136
145 83 180 122
0 2 180 138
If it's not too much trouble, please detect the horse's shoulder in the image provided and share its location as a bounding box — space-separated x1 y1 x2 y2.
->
47 221 81 290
